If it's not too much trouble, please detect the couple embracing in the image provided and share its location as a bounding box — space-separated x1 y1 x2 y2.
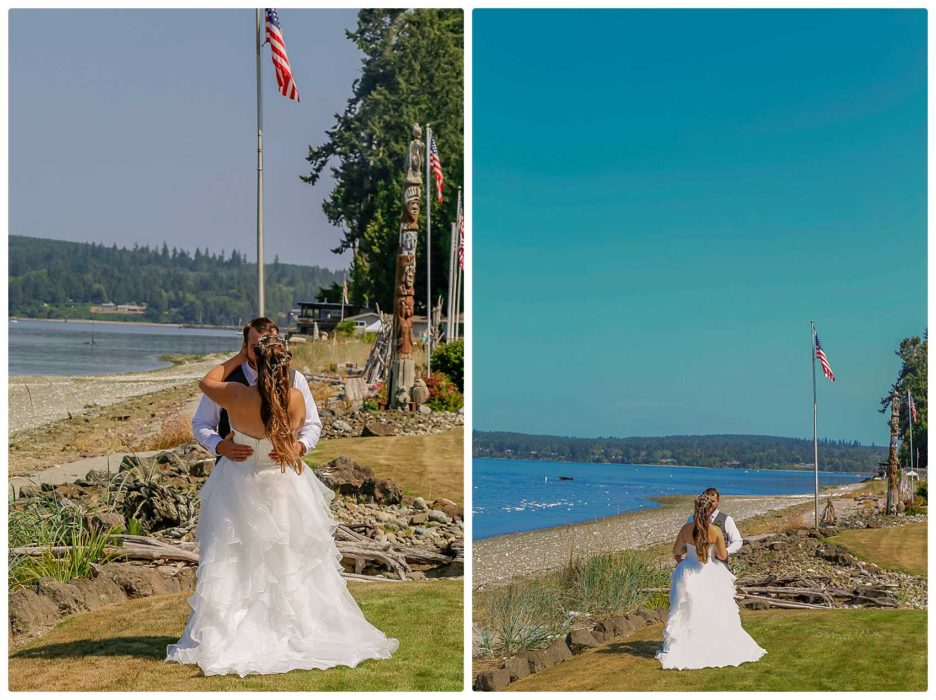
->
656 488 767 670
165 317 397 677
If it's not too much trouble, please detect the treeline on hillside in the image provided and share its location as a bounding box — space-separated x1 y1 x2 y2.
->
9 236 343 326
473 432 886 472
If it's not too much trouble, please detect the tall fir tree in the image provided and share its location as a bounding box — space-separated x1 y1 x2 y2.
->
302 9 464 314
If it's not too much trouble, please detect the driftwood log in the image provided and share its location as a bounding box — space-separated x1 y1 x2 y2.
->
13 531 462 583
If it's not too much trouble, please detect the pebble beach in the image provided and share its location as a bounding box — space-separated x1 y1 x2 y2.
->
472 483 868 589
8 356 221 436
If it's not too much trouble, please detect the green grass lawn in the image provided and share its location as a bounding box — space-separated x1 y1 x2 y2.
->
830 522 927 577
507 609 927 692
9 580 463 691
307 429 463 505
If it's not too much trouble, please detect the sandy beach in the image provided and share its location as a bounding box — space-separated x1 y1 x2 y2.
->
8 355 223 436
472 482 868 589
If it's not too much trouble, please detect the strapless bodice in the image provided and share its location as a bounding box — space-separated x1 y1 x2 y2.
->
684 543 716 562
230 428 278 469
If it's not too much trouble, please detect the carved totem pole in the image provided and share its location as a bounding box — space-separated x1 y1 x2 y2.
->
389 124 424 409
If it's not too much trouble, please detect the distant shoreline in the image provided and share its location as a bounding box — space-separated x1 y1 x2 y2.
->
10 316 238 331
473 455 873 475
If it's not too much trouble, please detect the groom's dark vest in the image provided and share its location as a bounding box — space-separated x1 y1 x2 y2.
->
215 364 296 463
712 511 733 572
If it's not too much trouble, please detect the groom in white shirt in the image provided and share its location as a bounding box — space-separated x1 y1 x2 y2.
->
192 317 323 462
682 487 743 564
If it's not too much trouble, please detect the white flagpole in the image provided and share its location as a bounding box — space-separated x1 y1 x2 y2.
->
425 125 432 373
256 9 265 317
341 276 346 321
908 390 914 504
811 321 819 528
447 220 456 343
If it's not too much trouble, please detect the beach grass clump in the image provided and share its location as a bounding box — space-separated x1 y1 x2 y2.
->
10 525 117 589
8 493 118 589
556 550 671 616
474 549 668 657
143 412 194 451
476 582 571 656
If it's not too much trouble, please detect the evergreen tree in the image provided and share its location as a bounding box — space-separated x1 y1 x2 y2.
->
302 9 464 312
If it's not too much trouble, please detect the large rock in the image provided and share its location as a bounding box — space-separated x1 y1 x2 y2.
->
107 563 174 598
431 498 463 521
504 654 532 681
542 636 573 665
359 477 403 506
314 456 375 496
474 668 511 691
566 627 602 653
35 578 86 616
362 422 396 438
8 588 61 641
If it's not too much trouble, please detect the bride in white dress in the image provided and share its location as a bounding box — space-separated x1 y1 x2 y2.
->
656 493 765 670
166 335 398 676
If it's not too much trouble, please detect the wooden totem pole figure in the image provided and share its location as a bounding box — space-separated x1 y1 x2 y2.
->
885 388 901 514
389 124 424 409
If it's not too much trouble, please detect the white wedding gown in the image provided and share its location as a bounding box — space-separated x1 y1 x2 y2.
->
166 429 399 676
655 543 766 670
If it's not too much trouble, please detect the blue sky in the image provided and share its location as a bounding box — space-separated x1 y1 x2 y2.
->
10 9 360 268
473 9 926 446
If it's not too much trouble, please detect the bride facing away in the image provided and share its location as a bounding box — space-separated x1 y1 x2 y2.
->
166 334 398 677
655 493 766 670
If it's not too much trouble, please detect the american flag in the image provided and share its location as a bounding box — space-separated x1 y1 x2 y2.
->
456 194 465 271
429 133 444 204
265 9 299 102
815 333 835 382
909 391 918 423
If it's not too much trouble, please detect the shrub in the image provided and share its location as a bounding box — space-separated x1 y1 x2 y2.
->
431 339 463 391
425 372 463 412
915 482 927 500
905 503 927 516
334 319 355 337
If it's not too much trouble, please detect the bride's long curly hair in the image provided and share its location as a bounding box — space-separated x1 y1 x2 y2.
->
254 334 302 475
692 493 717 563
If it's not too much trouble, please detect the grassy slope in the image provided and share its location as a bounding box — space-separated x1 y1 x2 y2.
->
307 429 464 505
507 609 927 692
9 580 463 691
831 521 927 577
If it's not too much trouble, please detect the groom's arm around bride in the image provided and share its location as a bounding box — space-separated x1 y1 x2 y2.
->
192 318 323 461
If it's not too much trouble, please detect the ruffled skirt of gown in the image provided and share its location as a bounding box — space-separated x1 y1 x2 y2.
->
655 545 766 670
165 430 399 676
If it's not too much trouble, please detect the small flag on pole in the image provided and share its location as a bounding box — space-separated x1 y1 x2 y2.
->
265 9 299 102
909 392 918 423
429 134 444 204
341 280 349 305
815 333 836 382
456 195 465 271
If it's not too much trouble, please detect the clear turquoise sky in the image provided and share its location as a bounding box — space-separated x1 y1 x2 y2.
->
473 9 926 446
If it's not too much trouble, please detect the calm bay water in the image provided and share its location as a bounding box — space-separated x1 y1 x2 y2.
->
473 457 869 540
9 319 242 376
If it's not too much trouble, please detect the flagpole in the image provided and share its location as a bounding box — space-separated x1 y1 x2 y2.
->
425 124 432 373
908 390 914 504
341 275 346 321
811 321 819 528
256 8 265 318
447 220 456 343
447 187 461 343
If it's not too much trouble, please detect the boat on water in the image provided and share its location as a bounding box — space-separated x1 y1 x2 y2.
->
558 475 574 481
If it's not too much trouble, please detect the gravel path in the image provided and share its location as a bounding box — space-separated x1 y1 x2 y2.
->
472 483 867 590
8 357 222 435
